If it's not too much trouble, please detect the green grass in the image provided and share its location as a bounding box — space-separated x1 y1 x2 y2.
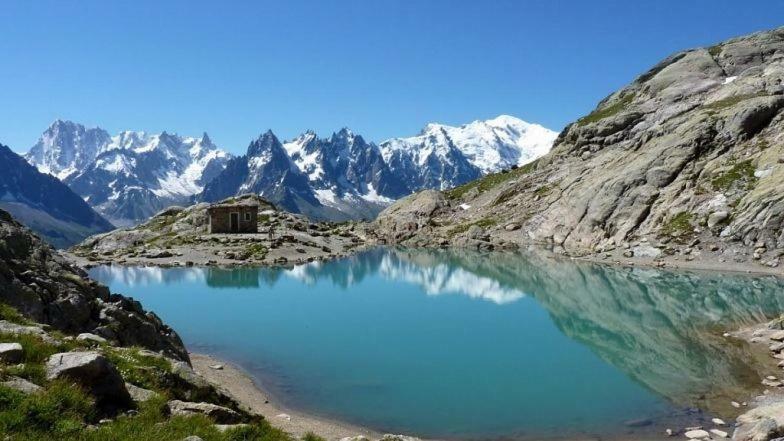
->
711 160 757 191
0 389 294 441
708 44 723 57
0 381 94 437
0 317 315 441
0 302 33 325
446 160 540 200
661 211 694 237
703 92 767 111
577 92 635 126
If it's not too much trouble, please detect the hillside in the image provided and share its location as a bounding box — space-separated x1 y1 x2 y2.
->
0 143 113 248
373 26 784 271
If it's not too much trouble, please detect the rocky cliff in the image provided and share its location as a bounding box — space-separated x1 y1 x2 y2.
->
0 208 187 361
373 27 784 270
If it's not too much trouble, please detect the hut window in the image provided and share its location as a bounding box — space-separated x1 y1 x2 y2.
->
244 212 251 221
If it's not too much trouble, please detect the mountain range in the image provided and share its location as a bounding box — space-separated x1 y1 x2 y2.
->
23 115 556 225
26 120 231 226
0 142 113 248
199 115 557 220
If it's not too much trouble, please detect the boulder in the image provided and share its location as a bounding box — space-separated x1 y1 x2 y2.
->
708 211 730 229
45 351 131 407
1 376 42 394
126 382 158 402
0 342 23 363
373 190 446 242
733 402 784 441
166 400 242 424
0 321 56 343
684 429 710 439
215 424 250 432
76 333 108 344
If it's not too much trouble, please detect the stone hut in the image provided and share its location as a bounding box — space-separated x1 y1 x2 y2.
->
207 199 259 234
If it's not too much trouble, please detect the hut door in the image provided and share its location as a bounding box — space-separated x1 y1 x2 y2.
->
230 212 239 233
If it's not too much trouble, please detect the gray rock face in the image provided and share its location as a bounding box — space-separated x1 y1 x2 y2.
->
376 27 784 263
166 400 242 424
45 351 131 407
372 190 447 242
0 209 188 361
0 342 23 363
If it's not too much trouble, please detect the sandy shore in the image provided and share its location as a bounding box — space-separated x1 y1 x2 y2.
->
191 353 381 441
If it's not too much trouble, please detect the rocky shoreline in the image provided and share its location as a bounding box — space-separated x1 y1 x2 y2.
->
70 195 370 269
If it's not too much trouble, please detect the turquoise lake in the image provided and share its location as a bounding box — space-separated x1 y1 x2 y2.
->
89 248 784 440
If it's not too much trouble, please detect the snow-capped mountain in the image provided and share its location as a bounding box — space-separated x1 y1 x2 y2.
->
1 142 113 248
25 120 112 180
201 115 555 221
282 128 409 219
25 121 231 227
379 115 557 190
26 115 554 225
201 129 412 221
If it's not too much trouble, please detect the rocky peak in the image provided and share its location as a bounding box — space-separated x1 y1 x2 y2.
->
247 130 283 157
25 119 112 180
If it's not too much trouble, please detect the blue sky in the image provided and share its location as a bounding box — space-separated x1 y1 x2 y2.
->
1 1 781 154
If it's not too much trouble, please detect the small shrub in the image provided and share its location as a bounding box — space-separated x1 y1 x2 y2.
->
302 432 327 441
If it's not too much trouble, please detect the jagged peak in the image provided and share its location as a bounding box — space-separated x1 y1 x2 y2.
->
247 130 283 156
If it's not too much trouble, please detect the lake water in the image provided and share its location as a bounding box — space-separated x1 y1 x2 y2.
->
89 248 784 440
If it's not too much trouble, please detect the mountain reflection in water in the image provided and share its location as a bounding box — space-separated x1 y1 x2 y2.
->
90 247 784 423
